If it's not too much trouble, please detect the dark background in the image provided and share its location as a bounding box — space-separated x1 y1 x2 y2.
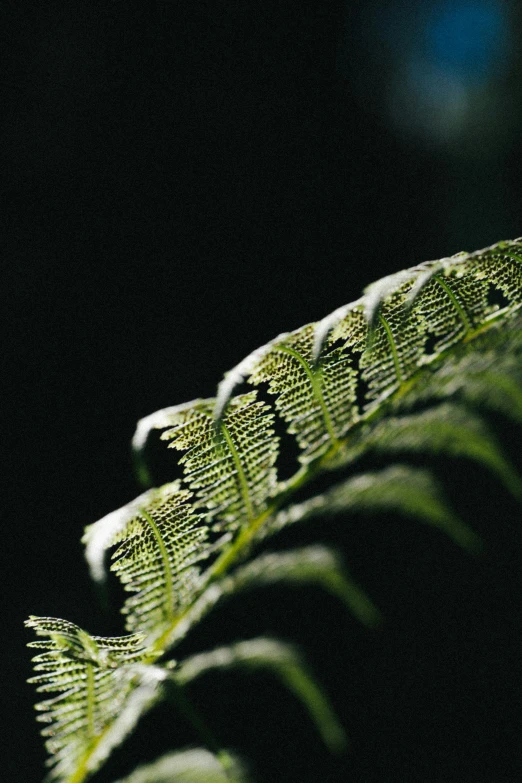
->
3 1 522 781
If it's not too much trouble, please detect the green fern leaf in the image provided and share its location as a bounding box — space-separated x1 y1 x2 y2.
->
113 749 246 783
25 618 149 782
472 241 522 305
361 281 426 403
411 265 490 352
27 237 522 783
246 323 358 463
172 545 380 647
173 638 346 753
401 326 522 424
84 484 213 636
226 545 380 626
268 465 479 552
150 544 379 654
334 403 522 498
137 392 278 529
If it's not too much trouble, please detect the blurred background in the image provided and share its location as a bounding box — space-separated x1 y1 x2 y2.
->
3 1 522 780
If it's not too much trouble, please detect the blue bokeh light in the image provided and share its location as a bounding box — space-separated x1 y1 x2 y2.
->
427 0 510 84
353 0 513 144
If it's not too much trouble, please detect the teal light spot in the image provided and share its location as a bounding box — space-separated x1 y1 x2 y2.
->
427 1 509 83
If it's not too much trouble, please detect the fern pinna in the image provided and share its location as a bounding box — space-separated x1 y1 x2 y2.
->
27 239 522 782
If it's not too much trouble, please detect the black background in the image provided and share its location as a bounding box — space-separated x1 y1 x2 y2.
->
3 2 522 781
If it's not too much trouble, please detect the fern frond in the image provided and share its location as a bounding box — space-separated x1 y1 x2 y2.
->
401 326 522 424
137 393 278 530
83 482 182 584
84 484 213 636
173 638 346 753
266 465 479 552
410 264 490 352
83 665 168 779
28 238 522 782
163 545 379 648
334 403 522 498
456 364 522 423
247 323 358 463
322 242 521 414
227 546 380 626
475 243 522 303
113 748 246 783
25 617 150 782
361 281 427 403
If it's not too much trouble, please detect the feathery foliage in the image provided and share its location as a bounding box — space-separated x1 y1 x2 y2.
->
27 238 522 782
